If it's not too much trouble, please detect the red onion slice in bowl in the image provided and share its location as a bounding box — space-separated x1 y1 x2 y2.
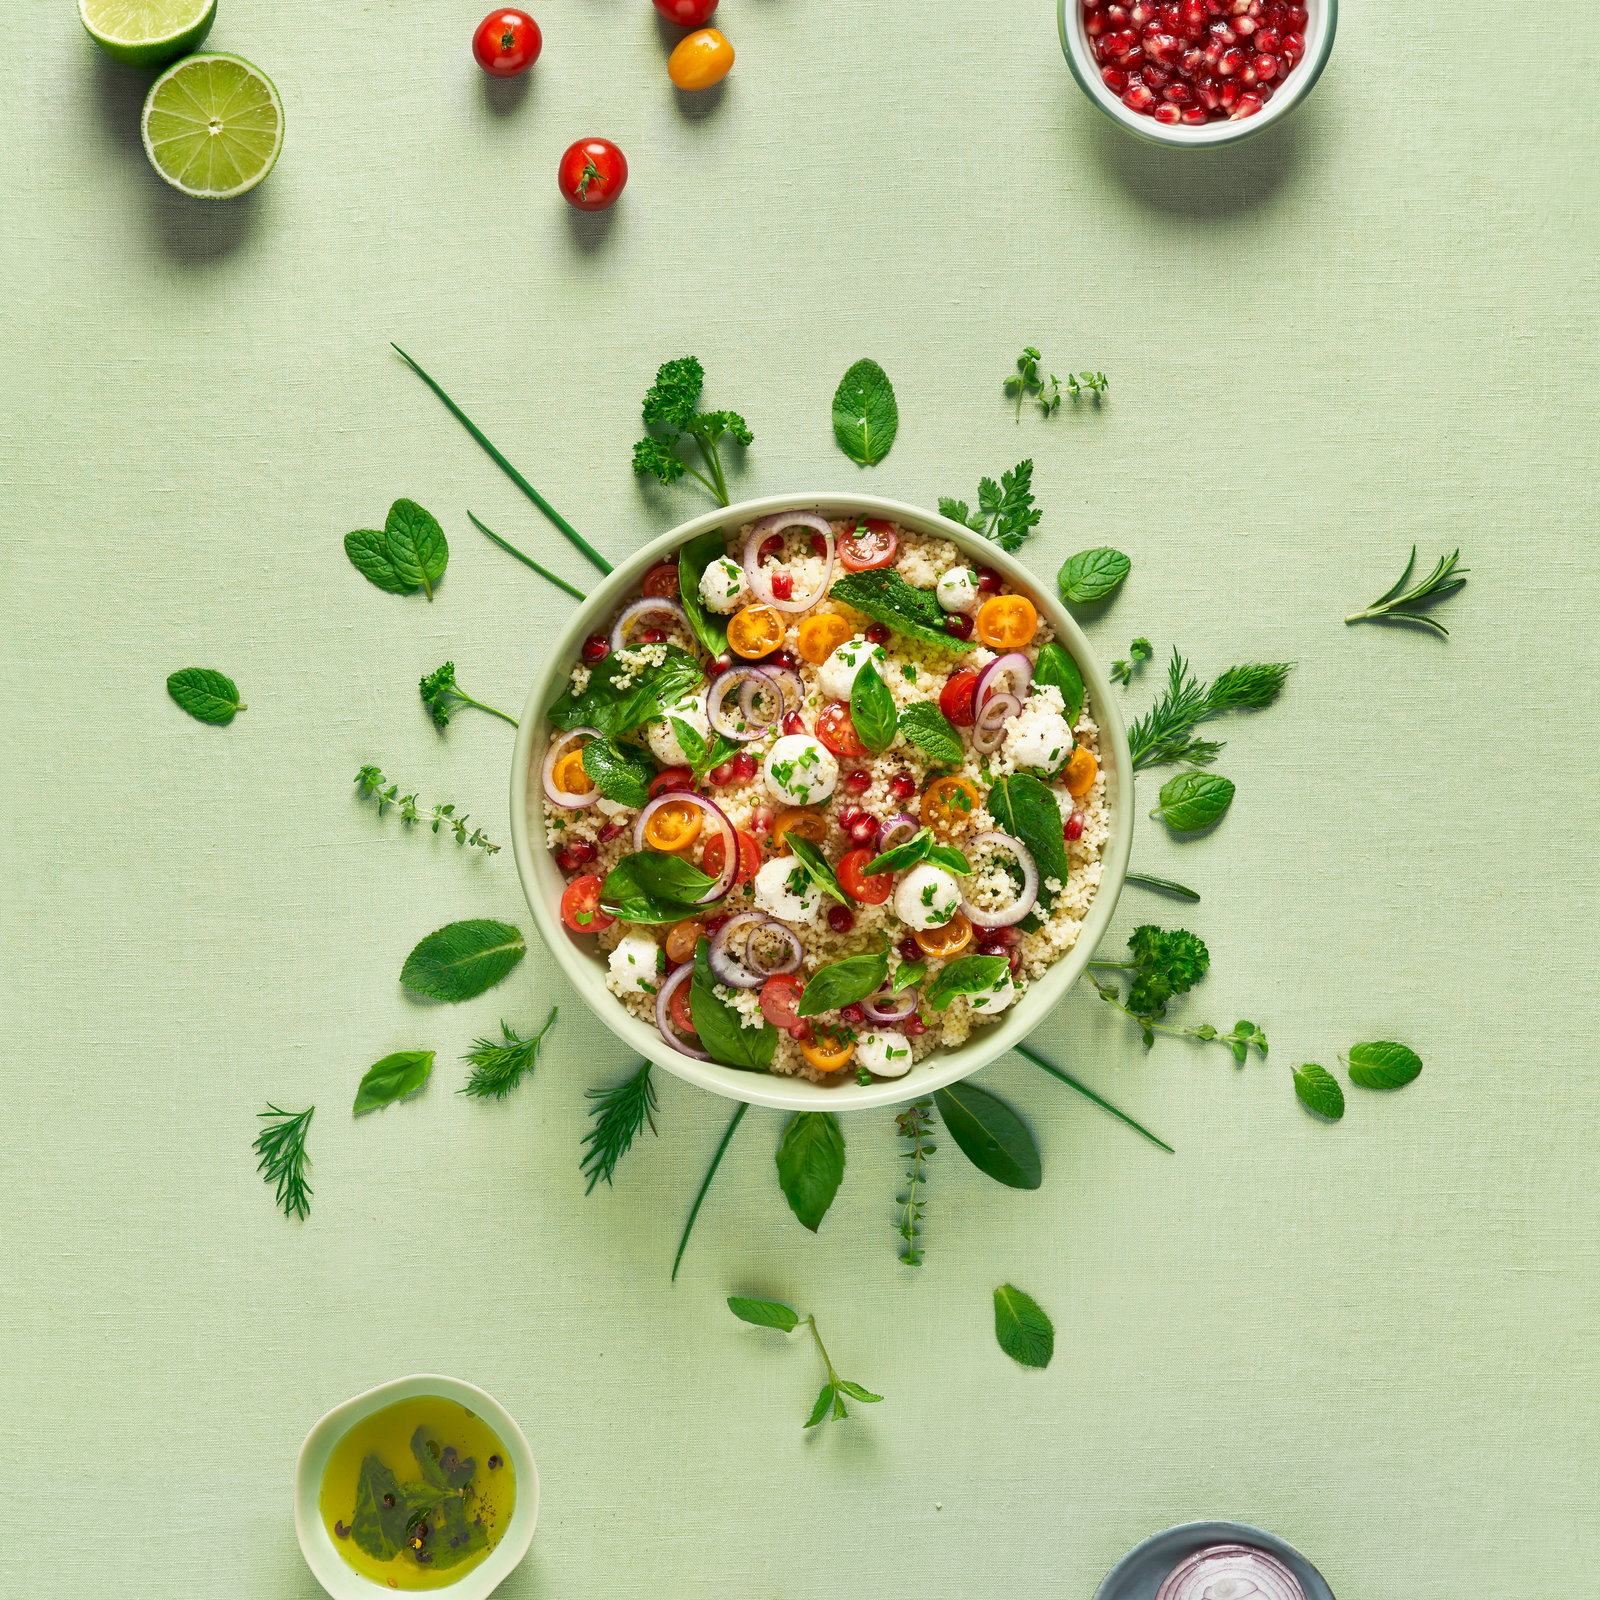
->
708 666 779 741
656 962 711 1061
632 793 738 903
744 666 802 719
970 691 1020 755
1154 1544 1305 1600
743 511 835 613
959 830 1038 928
973 650 1033 711
709 911 768 988
862 988 917 1023
610 595 693 654
541 726 604 810
875 811 921 855
745 919 802 977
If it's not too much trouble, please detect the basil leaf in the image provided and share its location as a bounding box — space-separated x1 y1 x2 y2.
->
775 1110 846 1231
925 841 972 873
690 938 778 1071
923 953 1009 1011
166 667 246 724
351 1454 405 1559
669 715 709 771
400 919 526 1001
727 1296 799 1331
993 1284 1055 1368
831 358 899 466
547 646 704 739
785 834 849 906
429 1497 488 1568
898 701 964 765
1293 1063 1346 1120
1151 770 1235 831
835 1380 883 1403
805 1382 836 1429
830 569 975 652
1058 546 1130 604
1344 1041 1423 1090
1032 641 1084 723
892 959 927 993
678 528 730 657
865 827 933 876
630 852 718 901
582 739 655 808
850 662 898 756
601 854 713 924
933 1081 1041 1190
382 498 449 601
986 774 1072 913
352 1050 435 1114
344 527 414 595
796 943 890 1017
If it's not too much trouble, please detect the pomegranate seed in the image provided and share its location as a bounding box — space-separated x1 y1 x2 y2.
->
1179 0 1205 35
1107 3 1130 21
765 649 798 671
1143 64 1171 89
1233 13 1256 32
637 626 666 644
1218 46 1244 73
1152 102 1181 122
1007 949 1023 975
769 570 793 602
889 773 916 801
1144 29 1180 61
988 925 1018 946
569 839 597 864
758 534 783 562
1254 26 1279 49
793 1019 814 1043
828 905 855 933
581 633 610 664
1130 0 1156 24
1164 81 1194 102
945 613 975 640
810 533 829 557
865 622 890 646
901 1016 928 1036
976 566 1002 592
1064 811 1085 842
898 937 922 963
1179 45 1203 74
1231 88 1263 116
1204 0 1224 11
1240 60 1258 83
781 710 806 736
1094 33 1117 60
1102 65 1128 90
750 803 775 837
840 1003 866 1025
1281 29 1304 58
1088 9 1112 33
1210 19 1237 43
709 761 735 785
1288 3 1307 26
710 652 733 676
1197 74 1223 107
848 814 878 845
843 769 873 796
1122 78 1156 109
1221 77 1241 105
1084 0 1105 8
837 805 862 828
554 848 580 873
599 821 624 843
978 940 1007 959
1181 104 1209 122
731 751 757 782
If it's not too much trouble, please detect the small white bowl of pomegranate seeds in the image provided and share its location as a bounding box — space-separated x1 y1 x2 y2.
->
1058 0 1336 145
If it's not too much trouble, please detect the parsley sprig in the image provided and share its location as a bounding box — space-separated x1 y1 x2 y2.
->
461 1009 557 1100
420 662 519 729
1126 648 1292 771
632 356 752 507
253 1103 314 1220
939 459 1041 553
355 765 499 853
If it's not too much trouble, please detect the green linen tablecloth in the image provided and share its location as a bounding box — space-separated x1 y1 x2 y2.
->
3 2 1596 1595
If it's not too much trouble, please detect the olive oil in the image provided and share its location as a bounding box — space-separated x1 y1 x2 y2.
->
319 1396 515 1590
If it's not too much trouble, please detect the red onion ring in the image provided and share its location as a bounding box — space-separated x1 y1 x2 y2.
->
709 911 768 988
959 830 1039 928
541 726 604 810
861 988 918 1023
610 595 692 653
746 665 803 718
708 666 779 741
745 919 802 977
655 962 711 1062
875 811 921 855
743 511 835 613
970 691 1020 755
632 793 738 903
973 650 1033 712
1154 1545 1305 1600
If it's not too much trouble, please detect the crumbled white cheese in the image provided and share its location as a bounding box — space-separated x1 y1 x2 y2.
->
936 567 980 615
607 935 661 995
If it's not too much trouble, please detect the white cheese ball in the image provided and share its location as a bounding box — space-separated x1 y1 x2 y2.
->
1005 707 1074 773
753 855 822 925
607 935 661 995
895 864 962 930
699 556 749 614
763 734 838 807
646 692 710 767
816 637 887 702
968 967 1019 1014
857 1030 915 1078
936 566 981 615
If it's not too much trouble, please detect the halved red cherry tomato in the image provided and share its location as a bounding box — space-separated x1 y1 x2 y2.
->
815 700 867 758
561 875 614 934
649 767 695 799
940 668 980 728
838 847 892 905
473 9 541 76
837 519 897 572
558 137 627 212
642 562 680 599
701 828 760 887
760 972 805 1032
669 979 698 1037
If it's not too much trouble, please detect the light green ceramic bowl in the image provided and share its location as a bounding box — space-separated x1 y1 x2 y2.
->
508 494 1133 1112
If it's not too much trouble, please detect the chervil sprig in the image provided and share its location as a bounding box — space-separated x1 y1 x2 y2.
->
355 765 499 853
460 1009 557 1100
580 1060 658 1194
1111 638 1153 686
1345 546 1467 637
253 1103 313 1220
894 1099 936 1266
1126 649 1292 771
939 459 1041 553
419 662 519 729
632 356 753 507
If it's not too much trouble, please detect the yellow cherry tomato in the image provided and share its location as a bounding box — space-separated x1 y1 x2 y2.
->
772 806 826 855
1064 746 1098 798
668 27 734 91
551 749 594 796
798 612 852 665
727 603 786 660
664 918 704 964
644 800 703 853
975 594 1039 649
920 776 981 838
800 1029 854 1073
913 912 973 960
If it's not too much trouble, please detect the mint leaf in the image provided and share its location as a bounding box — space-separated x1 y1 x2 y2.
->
1151 770 1235 831
1059 546 1130 603
831 358 899 466
727 1296 800 1332
933 1081 1041 1190
351 1454 405 1559
775 1110 846 1232
835 1379 883 1403
796 943 890 1017
690 938 778 1071
850 662 898 756
1032 641 1084 723
898 701 963 766
830 568 975 652
805 1382 836 1429
400 919 525 1002
352 1050 435 1114
344 527 414 595
382 498 449 601
581 739 655 808
1344 1041 1423 1089
993 1284 1054 1368
923 953 1009 1011
1293 1063 1346 1120
166 667 246 724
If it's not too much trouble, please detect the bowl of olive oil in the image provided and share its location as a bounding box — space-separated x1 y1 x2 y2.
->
295 1375 538 1597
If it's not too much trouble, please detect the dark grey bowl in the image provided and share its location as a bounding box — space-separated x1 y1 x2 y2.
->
1094 1521 1336 1600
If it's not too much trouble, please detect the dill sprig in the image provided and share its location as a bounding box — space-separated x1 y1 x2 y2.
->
355 765 499 853
419 662 519 729
460 1008 557 1100
580 1060 658 1194
1126 649 1292 771
1345 546 1467 637
254 1103 313 1220
894 1099 936 1266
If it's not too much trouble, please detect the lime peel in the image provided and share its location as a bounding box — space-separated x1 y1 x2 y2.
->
79 0 216 68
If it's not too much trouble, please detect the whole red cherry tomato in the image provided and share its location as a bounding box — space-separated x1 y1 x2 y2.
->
653 0 719 22
559 138 627 211
837 519 897 572
473 9 541 76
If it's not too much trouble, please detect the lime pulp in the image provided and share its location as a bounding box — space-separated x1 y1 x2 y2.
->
141 53 284 200
78 0 216 69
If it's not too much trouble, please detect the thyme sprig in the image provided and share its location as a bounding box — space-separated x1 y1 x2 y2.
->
253 1103 313 1220
581 1060 657 1194
1345 546 1467 637
460 1008 557 1100
419 662 519 729
355 765 499 853
894 1099 936 1265
1126 649 1292 771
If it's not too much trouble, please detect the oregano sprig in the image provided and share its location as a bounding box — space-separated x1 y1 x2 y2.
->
1002 347 1107 420
419 662 519 729
894 1099 936 1265
580 1060 657 1194
460 1008 557 1100
355 765 499 853
253 1103 313 1221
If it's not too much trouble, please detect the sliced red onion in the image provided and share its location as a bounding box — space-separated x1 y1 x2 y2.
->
875 811 921 855
541 726 604 810
610 595 692 653
656 962 711 1062
709 911 768 988
971 692 1021 755
709 666 779 741
1154 1545 1305 1600
746 919 802 977
973 650 1033 712
633 793 737 903
862 988 918 1023
959 830 1039 928
747 665 803 717
743 512 835 613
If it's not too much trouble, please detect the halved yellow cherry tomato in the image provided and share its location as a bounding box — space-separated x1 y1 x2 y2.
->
920 776 981 838
1064 747 1098 798
551 749 594 796
913 912 973 959
772 806 826 855
664 918 703 964
798 612 852 665
667 26 734 91
643 800 702 853
975 594 1039 649
727 604 786 659
800 1030 854 1073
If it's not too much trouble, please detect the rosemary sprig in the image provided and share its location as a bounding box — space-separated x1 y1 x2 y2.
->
460 1008 557 1100
355 765 499 853
672 1101 747 1281
894 1099 936 1265
468 512 587 601
580 1060 657 1194
253 1103 313 1220
1126 649 1292 771
1344 546 1467 637
419 662 519 729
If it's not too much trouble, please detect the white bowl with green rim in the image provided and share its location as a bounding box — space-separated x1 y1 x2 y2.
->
294 1373 538 1599
1058 0 1337 148
508 494 1133 1113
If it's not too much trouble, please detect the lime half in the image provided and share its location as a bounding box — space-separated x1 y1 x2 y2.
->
79 0 216 68
141 54 283 200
